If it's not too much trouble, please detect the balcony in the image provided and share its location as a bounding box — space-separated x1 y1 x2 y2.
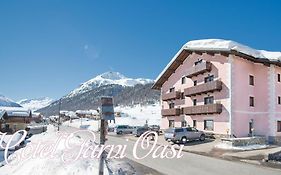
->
162 91 181 101
161 108 181 116
183 103 223 115
184 80 222 97
186 61 212 78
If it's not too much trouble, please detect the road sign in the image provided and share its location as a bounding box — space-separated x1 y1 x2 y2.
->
101 97 114 120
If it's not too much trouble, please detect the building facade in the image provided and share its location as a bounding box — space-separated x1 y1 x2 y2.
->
152 39 281 143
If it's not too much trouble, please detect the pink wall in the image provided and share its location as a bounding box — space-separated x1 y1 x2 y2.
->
161 52 230 134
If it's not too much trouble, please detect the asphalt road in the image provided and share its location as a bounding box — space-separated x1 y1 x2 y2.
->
61 126 281 175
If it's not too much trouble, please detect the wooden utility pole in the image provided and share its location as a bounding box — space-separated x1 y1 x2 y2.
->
99 119 106 175
99 97 114 175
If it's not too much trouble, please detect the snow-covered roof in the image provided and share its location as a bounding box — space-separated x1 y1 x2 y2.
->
183 39 281 61
0 107 31 117
152 39 281 89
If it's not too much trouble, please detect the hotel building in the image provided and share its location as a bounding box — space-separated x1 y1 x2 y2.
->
152 39 281 144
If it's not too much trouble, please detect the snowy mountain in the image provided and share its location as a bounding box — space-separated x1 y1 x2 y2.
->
18 97 53 111
67 71 154 98
0 95 22 107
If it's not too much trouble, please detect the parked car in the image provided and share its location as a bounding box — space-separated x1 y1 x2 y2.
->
133 127 149 137
114 125 134 135
164 127 205 144
149 125 160 131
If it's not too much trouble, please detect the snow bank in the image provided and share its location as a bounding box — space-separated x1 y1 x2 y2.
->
0 125 108 175
65 118 100 131
215 143 268 151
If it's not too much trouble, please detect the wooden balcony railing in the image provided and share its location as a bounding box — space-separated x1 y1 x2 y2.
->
183 103 223 115
186 61 212 78
184 80 222 97
162 91 181 101
161 108 181 116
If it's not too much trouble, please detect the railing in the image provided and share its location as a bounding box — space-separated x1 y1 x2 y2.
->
162 91 181 101
186 61 212 78
184 80 222 96
183 103 223 115
161 108 181 116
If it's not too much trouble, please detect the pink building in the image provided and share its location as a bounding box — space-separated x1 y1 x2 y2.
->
152 39 281 144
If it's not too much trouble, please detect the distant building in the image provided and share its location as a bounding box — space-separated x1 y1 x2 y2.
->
152 39 281 144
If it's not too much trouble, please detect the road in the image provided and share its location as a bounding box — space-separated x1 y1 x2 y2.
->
62 126 281 175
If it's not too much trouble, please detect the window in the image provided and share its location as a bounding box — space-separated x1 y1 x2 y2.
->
278 96 281 105
181 92 185 99
181 77 186 84
193 99 197 106
204 75 214 83
169 120 175 128
204 120 214 131
277 121 281 132
204 96 214 105
278 74 280 82
180 108 184 114
193 120 197 128
193 80 197 86
181 121 187 127
194 59 203 65
249 96 255 107
249 75 254 86
169 87 175 92
169 102 175 109
175 128 183 132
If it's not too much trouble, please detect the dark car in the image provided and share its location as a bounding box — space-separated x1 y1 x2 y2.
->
133 127 149 137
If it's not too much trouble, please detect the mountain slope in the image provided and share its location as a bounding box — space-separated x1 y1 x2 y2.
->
0 95 22 107
67 71 154 98
18 97 53 111
38 83 160 116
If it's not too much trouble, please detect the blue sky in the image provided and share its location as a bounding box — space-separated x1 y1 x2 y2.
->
1 0 281 101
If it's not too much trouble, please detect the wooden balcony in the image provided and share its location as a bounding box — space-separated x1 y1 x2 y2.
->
161 108 181 116
183 103 223 115
184 80 222 97
162 91 181 101
186 61 212 78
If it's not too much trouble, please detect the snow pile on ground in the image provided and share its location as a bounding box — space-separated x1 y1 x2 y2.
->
67 71 154 97
215 142 268 151
184 39 281 61
17 97 53 111
0 125 108 175
65 118 100 131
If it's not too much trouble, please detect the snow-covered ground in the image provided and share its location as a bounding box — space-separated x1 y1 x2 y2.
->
0 125 109 175
113 104 161 127
66 118 100 131
65 104 161 131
